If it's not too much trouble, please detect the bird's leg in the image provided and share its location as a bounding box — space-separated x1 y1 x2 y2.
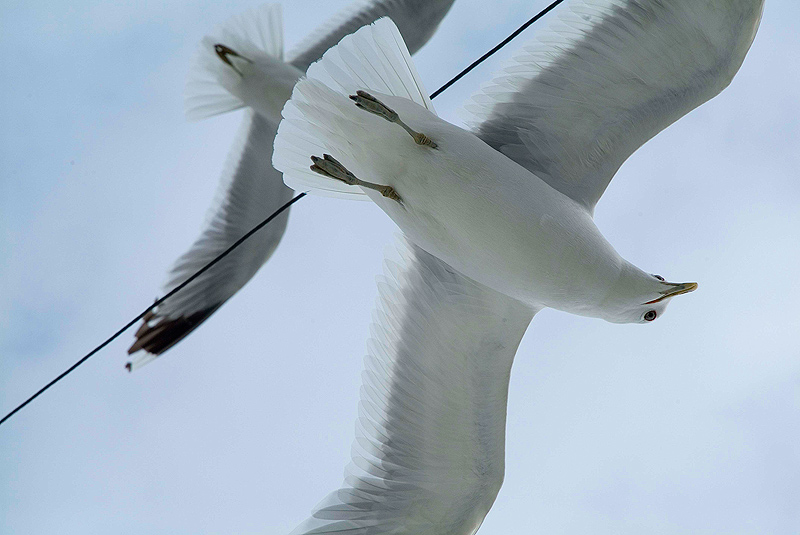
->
349 90 437 149
310 154 402 203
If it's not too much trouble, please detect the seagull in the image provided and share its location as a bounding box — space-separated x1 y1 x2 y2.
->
126 0 457 368
271 1 765 532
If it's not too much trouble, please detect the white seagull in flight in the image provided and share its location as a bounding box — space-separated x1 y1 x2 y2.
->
127 0 457 367
271 0 765 532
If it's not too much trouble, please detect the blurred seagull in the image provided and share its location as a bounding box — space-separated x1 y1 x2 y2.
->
127 0 456 367
272 0 764 532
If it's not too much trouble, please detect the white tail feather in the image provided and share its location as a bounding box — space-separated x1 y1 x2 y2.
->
185 4 284 121
273 18 434 198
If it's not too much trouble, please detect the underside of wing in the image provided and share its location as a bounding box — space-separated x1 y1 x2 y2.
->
469 0 764 211
290 240 536 534
128 111 293 366
286 0 456 71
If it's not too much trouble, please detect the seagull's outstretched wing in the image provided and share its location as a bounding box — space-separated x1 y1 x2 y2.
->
290 240 536 535
469 0 764 211
127 111 292 366
286 0 456 71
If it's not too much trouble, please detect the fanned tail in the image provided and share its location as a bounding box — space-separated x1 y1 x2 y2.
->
272 17 435 198
185 3 284 121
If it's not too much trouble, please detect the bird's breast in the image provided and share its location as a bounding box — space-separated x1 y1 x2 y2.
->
369 110 622 312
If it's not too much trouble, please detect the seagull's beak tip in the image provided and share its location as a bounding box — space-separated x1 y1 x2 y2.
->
670 281 699 298
644 281 699 304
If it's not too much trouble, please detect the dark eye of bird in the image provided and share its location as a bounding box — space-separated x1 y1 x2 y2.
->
644 310 657 322
653 274 665 281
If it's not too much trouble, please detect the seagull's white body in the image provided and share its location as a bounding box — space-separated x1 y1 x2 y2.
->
128 0 456 364
297 94 625 313
271 0 765 532
324 98 623 314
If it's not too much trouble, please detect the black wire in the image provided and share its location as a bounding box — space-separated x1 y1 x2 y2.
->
429 0 566 99
0 0 563 427
0 194 306 426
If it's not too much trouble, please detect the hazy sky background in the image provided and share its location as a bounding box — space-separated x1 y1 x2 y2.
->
1 0 799 533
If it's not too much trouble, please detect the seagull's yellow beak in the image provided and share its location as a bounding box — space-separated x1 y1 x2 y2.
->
644 282 698 305
213 44 252 76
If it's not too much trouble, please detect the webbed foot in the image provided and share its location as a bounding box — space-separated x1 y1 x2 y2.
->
310 154 402 203
349 90 437 149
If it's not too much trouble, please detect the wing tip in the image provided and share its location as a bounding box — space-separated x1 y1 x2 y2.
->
126 305 222 369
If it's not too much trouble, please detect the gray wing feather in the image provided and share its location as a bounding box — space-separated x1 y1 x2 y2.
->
287 0 456 71
290 240 536 534
470 0 764 211
128 111 293 363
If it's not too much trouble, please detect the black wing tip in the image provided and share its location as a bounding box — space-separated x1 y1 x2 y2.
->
127 305 222 357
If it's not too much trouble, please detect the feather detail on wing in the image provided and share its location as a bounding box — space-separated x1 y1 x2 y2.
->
127 111 293 366
286 0 455 72
468 0 765 211
290 239 536 534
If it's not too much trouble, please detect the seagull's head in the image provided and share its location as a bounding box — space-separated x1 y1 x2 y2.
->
599 264 698 324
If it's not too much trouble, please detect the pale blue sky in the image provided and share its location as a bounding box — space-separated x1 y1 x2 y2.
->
1 1 799 533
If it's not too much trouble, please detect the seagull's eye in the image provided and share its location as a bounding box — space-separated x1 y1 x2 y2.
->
644 310 657 322
653 274 665 281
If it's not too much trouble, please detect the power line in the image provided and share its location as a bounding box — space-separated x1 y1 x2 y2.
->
0 194 306 427
0 0 564 428
430 0 565 99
